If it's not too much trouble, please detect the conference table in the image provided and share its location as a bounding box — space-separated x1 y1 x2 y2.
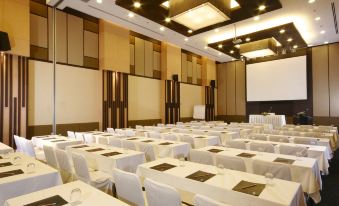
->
0 142 14 154
137 158 306 206
196 146 322 203
232 139 330 175
0 153 62 205
161 132 220 149
5 180 129 206
31 135 83 149
66 144 145 173
249 115 286 128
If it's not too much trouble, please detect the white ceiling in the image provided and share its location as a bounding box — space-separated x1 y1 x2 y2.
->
53 0 339 63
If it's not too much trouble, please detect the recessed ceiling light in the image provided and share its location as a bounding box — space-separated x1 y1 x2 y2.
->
246 38 251 42
324 41 329 44
188 30 193 34
293 45 298 49
160 26 165 31
230 0 240 9
320 30 326 34
218 52 222 56
96 0 102 3
279 29 285 34
128 12 135 18
214 28 220 33
258 5 266 11
161 1 170 9
308 0 315 3
133 2 141 8
287 38 293 42
204 46 208 49
165 17 171 23
184 38 189 42
315 17 321 21
230 50 234 54
218 44 223 49
232 58 235 61
254 16 260 21
235 44 240 48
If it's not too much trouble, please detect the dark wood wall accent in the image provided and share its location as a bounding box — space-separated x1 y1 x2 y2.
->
181 50 202 85
103 71 128 129
205 86 215 121
165 80 180 124
0 54 28 146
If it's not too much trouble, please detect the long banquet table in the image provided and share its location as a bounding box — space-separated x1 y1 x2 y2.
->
161 132 220 148
249 115 286 128
137 158 306 206
32 135 83 149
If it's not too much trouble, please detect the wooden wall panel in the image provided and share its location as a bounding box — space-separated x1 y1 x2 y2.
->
67 14 84 66
30 14 48 48
84 31 99 59
165 80 180 124
48 9 67 63
181 53 187 82
217 64 227 115
236 61 246 115
312 46 329 116
226 62 236 115
192 56 197 84
153 51 160 71
187 61 193 83
135 37 145 76
329 43 339 117
144 41 153 77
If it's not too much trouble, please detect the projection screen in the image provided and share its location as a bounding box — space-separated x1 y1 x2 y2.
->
246 56 307 102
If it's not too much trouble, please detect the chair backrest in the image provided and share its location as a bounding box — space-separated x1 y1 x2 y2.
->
194 194 229 206
71 152 91 183
125 129 136 137
75 132 84 141
107 128 115 133
178 129 190 134
215 155 246 172
14 135 23 152
279 145 308 157
138 143 156 161
43 145 58 168
294 137 318 145
55 149 73 174
149 132 161 139
83 134 95 144
269 135 289 143
162 134 177 141
135 125 143 130
23 139 36 157
115 129 125 134
144 178 182 206
67 131 76 138
113 169 145 206
228 141 246 150
189 150 214 165
179 135 194 148
250 134 268 141
157 123 165 127
121 140 136 150
97 136 109 145
249 142 274 153
252 160 292 181
108 138 121 148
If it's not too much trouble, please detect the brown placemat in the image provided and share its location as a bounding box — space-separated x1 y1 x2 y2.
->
72 145 89 149
195 136 206 139
24 195 68 206
51 140 67 142
208 148 224 153
244 141 250 143
0 169 24 178
86 148 105 152
42 137 56 140
232 180 266 196
91 133 103 135
126 138 139 141
274 157 295 164
186 170 216 182
237 153 256 158
151 163 176 171
35 135 49 138
159 142 173 145
142 140 154 143
0 162 13 167
101 134 113 136
101 151 122 157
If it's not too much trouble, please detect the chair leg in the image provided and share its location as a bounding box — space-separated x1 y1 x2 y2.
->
112 183 117 198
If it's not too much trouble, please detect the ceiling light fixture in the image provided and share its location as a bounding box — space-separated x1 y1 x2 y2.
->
235 44 240 48
258 5 266 11
230 50 234 54
161 1 170 9
184 38 189 41
315 17 321 21
214 29 220 33
246 38 251 42
96 0 102 3
218 44 223 48
279 29 285 34
188 29 193 34
254 16 260 21
160 26 165 31
324 41 329 44
128 12 135 18
165 17 171 22
240 38 277 58
308 0 315 3
287 38 293 42
320 30 326 34
133 2 141 8
293 45 298 49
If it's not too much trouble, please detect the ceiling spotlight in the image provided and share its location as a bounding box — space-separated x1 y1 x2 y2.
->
230 50 234 54
235 44 240 49
308 0 315 3
204 46 208 49
308 44 313 47
218 44 223 49
96 0 102 3
161 1 170 9
324 41 329 44
184 38 189 42
315 17 321 21
188 30 193 34
232 58 235 61
258 5 266 11
279 29 285 34
165 17 171 23
293 45 298 49
133 2 141 8
246 38 251 42
160 26 165 31
218 52 222 56
320 30 326 34
287 38 293 42
128 12 135 18
214 29 220 32
254 16 260 21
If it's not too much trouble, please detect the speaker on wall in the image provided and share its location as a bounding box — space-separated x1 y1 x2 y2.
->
210 80 216 87
172 74 179 82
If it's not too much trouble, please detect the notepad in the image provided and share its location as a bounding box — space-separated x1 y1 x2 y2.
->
24 195 68 206
186 170 216 182
232 180 265 196
151 163 176 171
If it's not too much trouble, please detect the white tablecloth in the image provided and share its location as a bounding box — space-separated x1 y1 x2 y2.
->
233 139 330 175
197 146 322 203
161 132 220 149
0 143 14 154
249 115 286 128
66 144 145 173
0 153 62 205
5 180 129 206
137 158 306 206
32 135 83 150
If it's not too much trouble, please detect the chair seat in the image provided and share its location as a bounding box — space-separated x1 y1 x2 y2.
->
90 170 113 183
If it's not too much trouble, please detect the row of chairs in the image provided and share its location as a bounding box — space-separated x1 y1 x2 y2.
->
189 150 292 181
249 133 319 145
13 135 45 160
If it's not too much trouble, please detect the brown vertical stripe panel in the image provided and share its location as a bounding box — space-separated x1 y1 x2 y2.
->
9 55 13 146
0 54 3 142
18 57 22 136
5 54 8 107
13 98 17 138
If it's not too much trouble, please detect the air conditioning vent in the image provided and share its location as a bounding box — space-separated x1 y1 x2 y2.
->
331 2 338 34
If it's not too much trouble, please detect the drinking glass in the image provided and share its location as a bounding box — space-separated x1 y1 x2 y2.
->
217 164 224 175
265 172 274 186
26 162 36 174
70 188 82 204
178 155 185 167
12 155 22 166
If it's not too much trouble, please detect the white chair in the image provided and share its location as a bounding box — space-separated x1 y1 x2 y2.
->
97 136 109 145
107 128 115 133
139 143 156 161
252 160 292 181
135 125 143 130
109 138 122 148
228 141 246 150
215 155 246 172
75 132 84 141
113 169 146 206
294 137 318 145
121 140 136 150
67 131 76 139
13 135 23 152
22 139 45 160
207 131 221 138
269 135 289 143
162 134 177 141
43 145 58 168
144 178 182 206
55 149 75 183
179 135 194 148
71 152 114 193
249 142 274 153
250 134 268 141
194 194 230 206
279 145 308 157
125 129 136 137
115 129 125 134
149 132 161 139
83 134 95 144
189 150 213 165
157 123 165 127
